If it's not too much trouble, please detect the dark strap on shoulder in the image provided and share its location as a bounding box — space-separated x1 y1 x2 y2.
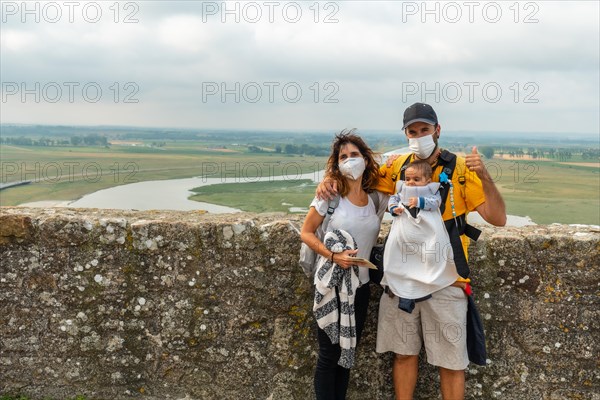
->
435 150 457 215
392 154 413 183
398 155 412 181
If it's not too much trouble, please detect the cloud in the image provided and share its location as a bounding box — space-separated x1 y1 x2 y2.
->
0 29 36 51
157 15 213 53
0 0 598 133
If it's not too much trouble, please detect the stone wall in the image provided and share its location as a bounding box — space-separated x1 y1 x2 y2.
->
0 207 598 400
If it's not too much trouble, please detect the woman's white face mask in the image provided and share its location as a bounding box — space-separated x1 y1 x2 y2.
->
408 134 437 159
339 157 366 181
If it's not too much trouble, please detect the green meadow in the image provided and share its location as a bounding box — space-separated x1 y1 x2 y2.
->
1 133 598 225
484 159 599 224
190 179 317 213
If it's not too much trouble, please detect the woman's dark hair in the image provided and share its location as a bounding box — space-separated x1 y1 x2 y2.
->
326 128 380 196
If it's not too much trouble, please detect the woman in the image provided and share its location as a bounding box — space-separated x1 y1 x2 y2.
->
300 129 388 400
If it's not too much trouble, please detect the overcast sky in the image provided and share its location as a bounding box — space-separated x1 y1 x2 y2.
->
1 1 599 134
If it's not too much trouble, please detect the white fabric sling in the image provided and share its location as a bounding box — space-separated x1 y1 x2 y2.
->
381 182 460 299
313 229 361 369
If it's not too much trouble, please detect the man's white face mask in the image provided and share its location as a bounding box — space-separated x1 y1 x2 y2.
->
408 134 437 159
339 157 366 181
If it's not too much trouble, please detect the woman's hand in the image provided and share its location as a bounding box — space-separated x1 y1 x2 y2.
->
316 176 338 200
333 249 360 269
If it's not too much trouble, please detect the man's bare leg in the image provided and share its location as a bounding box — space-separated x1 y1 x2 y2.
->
393 354 418 400
439 367 465 400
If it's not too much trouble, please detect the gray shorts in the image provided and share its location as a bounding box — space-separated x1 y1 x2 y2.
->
376 285 469 370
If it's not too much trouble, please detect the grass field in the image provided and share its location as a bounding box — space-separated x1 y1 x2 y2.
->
490 159 599 224
190 179 316 213
1 143 598 225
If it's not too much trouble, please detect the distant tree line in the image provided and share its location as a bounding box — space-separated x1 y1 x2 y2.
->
70 134 108 146
491 146 599 161
247 145 265 153
246 143 329 156
282 144 329 156
1 136 69 146
118 132 200 141
1 135 108 147
580 149 600 160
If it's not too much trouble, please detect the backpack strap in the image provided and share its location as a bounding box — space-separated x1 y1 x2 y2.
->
438 151 482 278
395 153 413 183
326 196 340 215
435 150 457 215
322 195 340 232
368 191 380 211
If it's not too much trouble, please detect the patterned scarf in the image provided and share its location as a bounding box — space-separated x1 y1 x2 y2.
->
313 229 361 369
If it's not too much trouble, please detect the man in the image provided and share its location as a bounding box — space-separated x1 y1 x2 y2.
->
317 103 506 399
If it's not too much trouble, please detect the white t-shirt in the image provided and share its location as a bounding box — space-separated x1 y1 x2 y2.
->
310 191 389 284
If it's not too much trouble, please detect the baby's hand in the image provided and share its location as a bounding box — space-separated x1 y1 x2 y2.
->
390 205 403 215
408 197 418 208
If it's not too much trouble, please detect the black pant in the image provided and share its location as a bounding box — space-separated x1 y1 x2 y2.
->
314 283 371 400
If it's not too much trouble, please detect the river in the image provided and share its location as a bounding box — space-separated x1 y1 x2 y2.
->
22 171 325 213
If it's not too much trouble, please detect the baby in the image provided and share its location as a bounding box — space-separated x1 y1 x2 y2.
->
381 159 459 310
388 160 441 217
